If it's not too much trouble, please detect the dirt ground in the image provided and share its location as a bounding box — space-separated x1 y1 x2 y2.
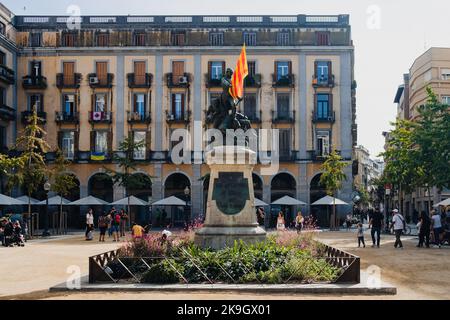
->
0 230 449 300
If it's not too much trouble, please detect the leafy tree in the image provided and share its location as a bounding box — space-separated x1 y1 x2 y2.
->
0 155 26 195
106 136 149 220
50 149 78 233
380 119 421 210
320 151 348 230
413 87 450 211
11 108 50 229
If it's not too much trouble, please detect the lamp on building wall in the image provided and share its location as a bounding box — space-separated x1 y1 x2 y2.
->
43 181 51 237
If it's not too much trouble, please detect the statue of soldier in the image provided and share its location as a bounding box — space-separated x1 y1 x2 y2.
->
206 68 252 135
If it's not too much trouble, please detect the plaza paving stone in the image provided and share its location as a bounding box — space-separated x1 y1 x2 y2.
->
0 230 449 300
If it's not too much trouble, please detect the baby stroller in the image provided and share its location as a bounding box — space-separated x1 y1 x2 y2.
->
442 225 450 246
12 222 25 247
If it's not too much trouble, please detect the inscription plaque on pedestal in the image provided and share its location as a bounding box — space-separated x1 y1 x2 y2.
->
212 172 249 216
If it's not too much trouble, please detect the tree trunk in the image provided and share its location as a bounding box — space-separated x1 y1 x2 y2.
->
27 192 32 239
427 186 433 214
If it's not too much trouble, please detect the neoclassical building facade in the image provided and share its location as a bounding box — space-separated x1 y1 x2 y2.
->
1 8 357 227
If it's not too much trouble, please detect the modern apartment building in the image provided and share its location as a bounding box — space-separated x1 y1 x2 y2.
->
2 6 357 228
393 47 450 218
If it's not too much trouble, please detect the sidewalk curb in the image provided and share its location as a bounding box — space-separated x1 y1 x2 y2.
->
49 275 397 296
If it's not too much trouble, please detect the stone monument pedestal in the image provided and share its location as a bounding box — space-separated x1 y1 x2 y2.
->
195 146 267 250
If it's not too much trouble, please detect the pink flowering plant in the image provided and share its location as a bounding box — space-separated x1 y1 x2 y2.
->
112 215 340 284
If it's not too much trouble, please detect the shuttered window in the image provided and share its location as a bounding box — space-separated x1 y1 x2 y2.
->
248 61 256 77
279 129 291 158
134 61 146 85
209 32 224 46
277 32 290 46
63 62 75 86
134 33 146 46
62 33 76 47
96 62 108 85
277 94 290 119
96 33 110 47
171 32 185 46
316 32 330 46
244 94 257 120
172 61 185 85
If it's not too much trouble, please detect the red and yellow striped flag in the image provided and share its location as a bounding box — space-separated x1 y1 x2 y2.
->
229 44 249 100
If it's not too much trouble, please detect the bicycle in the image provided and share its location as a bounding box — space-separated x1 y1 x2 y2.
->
388 225 412 236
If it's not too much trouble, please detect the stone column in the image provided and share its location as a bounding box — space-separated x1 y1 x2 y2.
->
191 164 203 219
297 163 309 215
263 183 271 229
151 163 164 202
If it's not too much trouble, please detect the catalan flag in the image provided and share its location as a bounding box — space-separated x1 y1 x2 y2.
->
229 44 249 101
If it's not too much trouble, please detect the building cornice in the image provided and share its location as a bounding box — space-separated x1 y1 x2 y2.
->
17 45 354 57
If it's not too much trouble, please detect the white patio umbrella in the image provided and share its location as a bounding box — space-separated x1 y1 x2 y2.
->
271 196 307 206
16 196 40 205
151 196 187 206
68 196 110 206
112 196 149 206
0 194 26 206
434 198 450 207
255 198 269 207
37 196 71 206
311 196 350 231
311 196 349 206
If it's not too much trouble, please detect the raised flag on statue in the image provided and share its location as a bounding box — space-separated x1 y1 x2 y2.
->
229 44 249 101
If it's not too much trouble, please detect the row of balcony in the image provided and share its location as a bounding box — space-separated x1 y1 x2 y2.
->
20 111 135 125
4 149 332 164
0 65 15 85
18 109 336 126
20 72 336 90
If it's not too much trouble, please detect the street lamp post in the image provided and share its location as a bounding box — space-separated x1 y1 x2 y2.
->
184 186 191 231
43 181 51 237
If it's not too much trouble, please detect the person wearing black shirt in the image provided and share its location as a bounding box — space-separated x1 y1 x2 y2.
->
417 211 431 248
369 209 384 248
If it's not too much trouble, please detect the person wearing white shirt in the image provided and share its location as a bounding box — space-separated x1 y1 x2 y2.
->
391 209 405 249
431 210 442 248
85 208 94 240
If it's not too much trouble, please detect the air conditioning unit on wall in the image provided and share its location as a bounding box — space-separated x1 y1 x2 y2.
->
89 76 99 85
179 76 188 84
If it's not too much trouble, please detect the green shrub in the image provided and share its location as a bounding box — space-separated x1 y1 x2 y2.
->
141 259 182 284
281 255 340 283
119 231 342 285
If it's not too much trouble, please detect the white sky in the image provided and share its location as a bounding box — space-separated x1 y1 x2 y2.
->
4 0 450 158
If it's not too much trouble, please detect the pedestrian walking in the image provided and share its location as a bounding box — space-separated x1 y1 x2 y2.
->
98 213 108 242
391 209 406 249
120 209 129 237
369 209 384 248
357 223 365 248
295 211 305 233
111 210 121 242
106 211 113 238
277 212 286 231
85 209 94 241
431 210 442 248
417 211 431 248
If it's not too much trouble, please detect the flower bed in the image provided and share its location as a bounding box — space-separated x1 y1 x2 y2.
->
94 231 352 285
